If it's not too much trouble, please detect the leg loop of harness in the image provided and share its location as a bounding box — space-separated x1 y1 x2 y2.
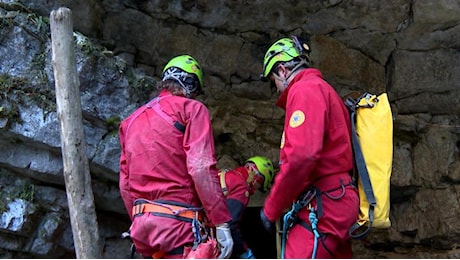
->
281 188 318 259
298 219 334 258
280 178 349 259
281 175 353 258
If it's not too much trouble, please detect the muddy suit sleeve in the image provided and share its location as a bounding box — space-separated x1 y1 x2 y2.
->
184 102 232 225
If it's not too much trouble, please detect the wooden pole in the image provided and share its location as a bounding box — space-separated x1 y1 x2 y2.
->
276 219 281 258
50 7 102 259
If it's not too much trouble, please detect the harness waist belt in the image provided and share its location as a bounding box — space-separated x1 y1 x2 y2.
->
132 203 204 221
314 171 353 191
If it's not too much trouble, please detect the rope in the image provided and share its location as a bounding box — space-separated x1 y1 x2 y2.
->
280 189 318 259
281 202 302 259
191 210 209 250
191 218 204 250
281 205 321 259
309 208 320 259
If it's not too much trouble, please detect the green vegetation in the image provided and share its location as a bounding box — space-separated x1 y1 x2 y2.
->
26 13 49 33
0 74 24 122
0 73 57 123
126 69 157 103
0 173 35 214
0 191 7 213
105 115 121 134
0 183 35 215
14 182 35 202
0 12 15 28
74 32 110 56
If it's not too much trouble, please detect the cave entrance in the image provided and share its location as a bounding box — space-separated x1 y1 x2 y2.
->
240 207 278 259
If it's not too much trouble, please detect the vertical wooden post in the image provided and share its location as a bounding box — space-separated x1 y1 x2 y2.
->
50 7 102 259
276 219 281 258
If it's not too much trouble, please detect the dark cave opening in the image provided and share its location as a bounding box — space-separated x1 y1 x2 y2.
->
240 207 277 259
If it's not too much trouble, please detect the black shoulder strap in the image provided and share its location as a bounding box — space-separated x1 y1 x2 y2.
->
346 97 377 239
146 97 186 134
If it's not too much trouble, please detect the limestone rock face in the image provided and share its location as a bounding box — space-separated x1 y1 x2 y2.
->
0 0 459 258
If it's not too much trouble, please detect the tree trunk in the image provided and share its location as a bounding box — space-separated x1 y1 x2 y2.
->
50 7 102 259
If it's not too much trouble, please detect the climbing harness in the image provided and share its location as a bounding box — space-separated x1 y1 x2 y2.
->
185 212 219 258
191 212 210 249
132 199 204 223
131 199 215 258
281 188 319 258
280 179 351 259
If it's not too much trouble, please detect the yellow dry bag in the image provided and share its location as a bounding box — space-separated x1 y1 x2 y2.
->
345 92 393 239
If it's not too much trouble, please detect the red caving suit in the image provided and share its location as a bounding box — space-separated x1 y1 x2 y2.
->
219 166 255 258
262 69 359 258
119 89 231 258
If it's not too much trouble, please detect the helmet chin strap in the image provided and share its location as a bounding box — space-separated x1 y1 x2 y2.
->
275 59 309 90
272 73 288 91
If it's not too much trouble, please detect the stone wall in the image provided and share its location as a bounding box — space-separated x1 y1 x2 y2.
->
0 0 459 258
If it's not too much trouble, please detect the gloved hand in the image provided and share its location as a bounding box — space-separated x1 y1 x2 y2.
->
216 223 234 259
240 248 256 259
260 209 275 233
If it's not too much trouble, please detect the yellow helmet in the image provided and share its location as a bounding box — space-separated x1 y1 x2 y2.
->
246 156 275 192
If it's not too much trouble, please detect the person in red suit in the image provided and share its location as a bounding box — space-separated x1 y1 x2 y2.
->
119 55 233 259
218 156 275 259
258 36 359 258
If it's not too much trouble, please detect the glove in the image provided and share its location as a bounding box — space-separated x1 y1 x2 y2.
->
260 209 275 233
240 248 256 259
216 223 234 259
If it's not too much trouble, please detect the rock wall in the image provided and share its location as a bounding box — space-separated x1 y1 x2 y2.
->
0 0 459 258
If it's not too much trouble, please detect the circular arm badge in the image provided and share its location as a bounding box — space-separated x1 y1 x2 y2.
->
289 110 305 128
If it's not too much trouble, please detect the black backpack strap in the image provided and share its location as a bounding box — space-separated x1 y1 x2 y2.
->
347 105 376 239
146 97 186 134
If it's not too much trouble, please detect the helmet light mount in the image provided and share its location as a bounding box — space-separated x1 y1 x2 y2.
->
292 35 311 57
